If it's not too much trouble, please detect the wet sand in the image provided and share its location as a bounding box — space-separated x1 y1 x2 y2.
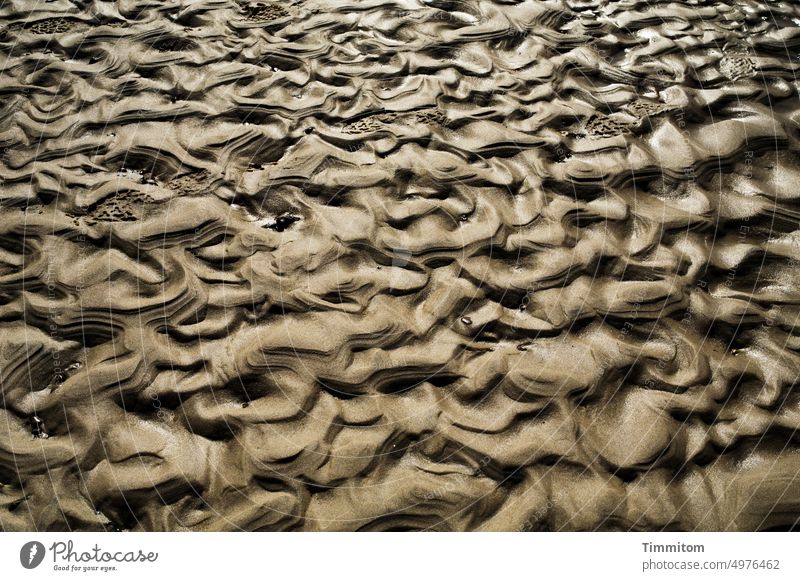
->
1 0 800 531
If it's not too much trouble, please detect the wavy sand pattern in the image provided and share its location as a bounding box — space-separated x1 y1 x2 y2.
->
2 0 800 531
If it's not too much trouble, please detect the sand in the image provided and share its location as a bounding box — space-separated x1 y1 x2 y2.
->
1 0 800 531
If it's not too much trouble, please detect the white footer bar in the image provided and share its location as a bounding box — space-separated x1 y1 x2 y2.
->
1 532 796 580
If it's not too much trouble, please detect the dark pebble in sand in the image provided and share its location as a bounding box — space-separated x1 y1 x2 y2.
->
268 214 300 232
29 415 48 438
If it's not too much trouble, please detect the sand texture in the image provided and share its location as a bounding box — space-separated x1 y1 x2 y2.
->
2 0 800 531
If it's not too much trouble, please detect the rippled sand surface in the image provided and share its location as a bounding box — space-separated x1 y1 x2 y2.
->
2 0 800 531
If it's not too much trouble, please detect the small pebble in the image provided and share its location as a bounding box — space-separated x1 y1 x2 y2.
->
30 415 48 439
